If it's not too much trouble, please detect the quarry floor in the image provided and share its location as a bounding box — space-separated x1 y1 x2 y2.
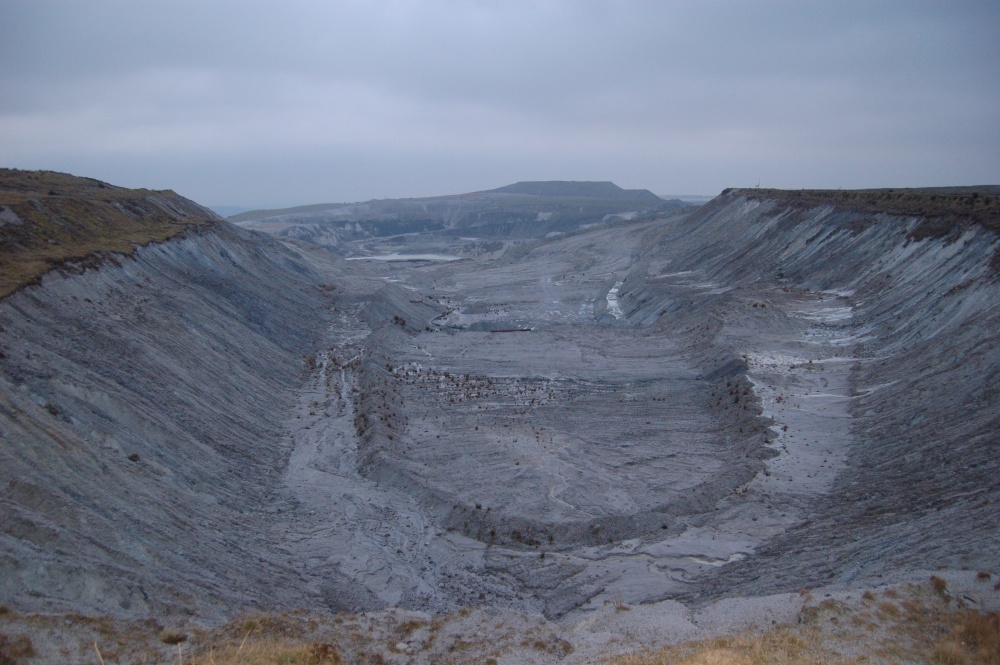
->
3 215 1000 663
271 221 869 620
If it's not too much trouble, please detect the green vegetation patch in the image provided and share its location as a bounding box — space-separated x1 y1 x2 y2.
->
0 169 218 298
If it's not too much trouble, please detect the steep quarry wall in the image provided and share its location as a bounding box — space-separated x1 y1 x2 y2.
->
3 175 997 625
0 221 331 618
616 190 1000 597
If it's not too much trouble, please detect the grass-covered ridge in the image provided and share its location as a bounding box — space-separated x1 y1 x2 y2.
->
728 186 1000 233
0 168 219 298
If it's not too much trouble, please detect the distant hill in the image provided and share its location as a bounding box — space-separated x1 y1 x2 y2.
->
229 181 667 223
208 205 255 218
489 181 662 202
229 180 686 251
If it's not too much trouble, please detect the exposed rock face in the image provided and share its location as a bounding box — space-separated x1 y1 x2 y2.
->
0 220 331 618
1 174 997 623
618 191 1000 598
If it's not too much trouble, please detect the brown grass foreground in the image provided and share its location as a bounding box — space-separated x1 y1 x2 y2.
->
171 640 344 665
0 168 217 298
3 579 988 665
194 584 997 665
607 585 1000 665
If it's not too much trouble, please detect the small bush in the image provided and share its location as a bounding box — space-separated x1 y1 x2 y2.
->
305 643 342 664
160 630 187 645
877 601 901 619
613 596 631 612
0 634 35 665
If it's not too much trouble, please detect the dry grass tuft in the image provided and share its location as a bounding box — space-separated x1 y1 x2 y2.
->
0 634 35 665
612 595 631 612
605 626 844 665
185 640 343 665
955 610 1000 664
225 613 309 642
394 618 426 638
159 629 187 645
932 640 970 665
876 600 901 619
676 648 752 665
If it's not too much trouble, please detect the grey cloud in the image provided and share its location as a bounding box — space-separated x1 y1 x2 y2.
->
1 0 997 206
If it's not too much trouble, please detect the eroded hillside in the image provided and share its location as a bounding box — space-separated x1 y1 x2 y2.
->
615 190 1000 598
1 173 998 643
0 173 334 617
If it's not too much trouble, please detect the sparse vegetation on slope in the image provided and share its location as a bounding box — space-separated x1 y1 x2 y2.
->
730 186 1000 233
0 169 219 297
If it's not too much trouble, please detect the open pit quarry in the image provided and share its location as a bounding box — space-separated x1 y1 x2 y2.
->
1 171 999 662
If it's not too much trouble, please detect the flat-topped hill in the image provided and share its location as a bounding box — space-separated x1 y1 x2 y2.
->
488 180 662 202
228 180 680 253
0 169 219 298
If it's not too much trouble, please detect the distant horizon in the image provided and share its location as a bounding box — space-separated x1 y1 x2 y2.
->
203 179 717 214
6 164 994 215
203 181 995 216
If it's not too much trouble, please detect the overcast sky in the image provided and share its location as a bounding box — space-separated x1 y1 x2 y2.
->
2 1 998 208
